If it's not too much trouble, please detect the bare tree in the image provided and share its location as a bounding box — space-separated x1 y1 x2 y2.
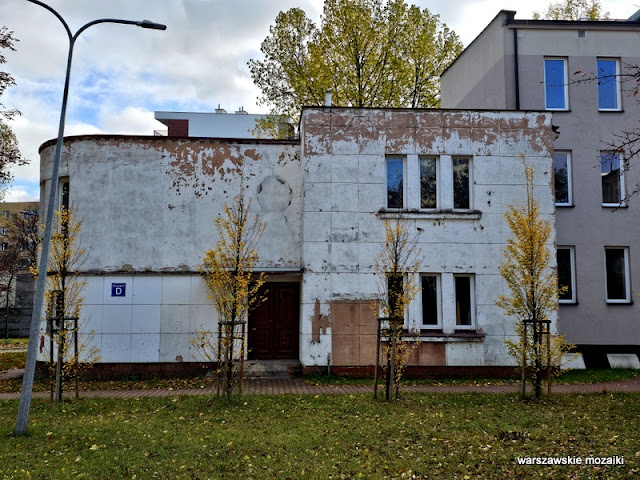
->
0 205 38 338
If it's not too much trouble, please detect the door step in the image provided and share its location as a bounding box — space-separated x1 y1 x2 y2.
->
243 360 301 379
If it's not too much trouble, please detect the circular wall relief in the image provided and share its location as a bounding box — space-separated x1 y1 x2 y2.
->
257 176 292 212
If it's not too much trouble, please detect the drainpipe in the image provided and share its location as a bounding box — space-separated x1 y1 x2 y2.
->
513 28 520 110
327 352 332 377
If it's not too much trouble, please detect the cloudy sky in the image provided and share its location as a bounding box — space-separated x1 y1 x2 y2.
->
0 0 636 202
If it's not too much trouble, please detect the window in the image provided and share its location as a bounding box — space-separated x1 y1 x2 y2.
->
0 227 5 236
605 248 630 303
544 58 568 110
454 275 474 328
60 178 70 211
597 59 621 111
386 157 404 208
553 152 572 206
421 274 440 327
419 157 438 209
557 247 576 303
0 243 7 251
453 157 471 209
600 152 625 206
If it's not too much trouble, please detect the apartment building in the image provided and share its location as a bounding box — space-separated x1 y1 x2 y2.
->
441 10 640 366
0 201 39 337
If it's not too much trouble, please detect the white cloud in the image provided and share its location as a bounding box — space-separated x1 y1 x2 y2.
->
3 187 39 203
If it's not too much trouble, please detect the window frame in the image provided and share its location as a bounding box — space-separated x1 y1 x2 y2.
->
597 58 622 112
419 156 439 210
544 57 569 111
453 274 475 330
553 151 573 206
604 247 631 304
420 273 441 328
386 156 405 209
600 151 626 207
452 156 472 211
557 246 577 304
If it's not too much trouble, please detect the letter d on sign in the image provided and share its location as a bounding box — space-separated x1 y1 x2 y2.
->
111 283 126 297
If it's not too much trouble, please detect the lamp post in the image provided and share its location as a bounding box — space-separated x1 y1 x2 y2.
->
15 0 166 436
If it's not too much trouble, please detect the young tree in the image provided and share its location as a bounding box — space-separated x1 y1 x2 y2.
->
497 160 573 399
248 0 462 126
533 0 609 20
0 206 39 338
198 191 266 399
373 218 421 400
39 208 96 402
0 27 27 198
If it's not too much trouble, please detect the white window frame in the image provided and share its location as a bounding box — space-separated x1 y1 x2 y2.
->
452 156 472 211
453 274 475 330
420 273 441 328
604 247 631 303
553 151 573 206
418 156 439 210
0 242 7 251
600 151 626 207
386 156 406 209
557 246 577 304
597 58 622 112
544 57 569 111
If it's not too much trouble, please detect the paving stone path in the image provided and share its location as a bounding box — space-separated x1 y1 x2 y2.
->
1 374 639 400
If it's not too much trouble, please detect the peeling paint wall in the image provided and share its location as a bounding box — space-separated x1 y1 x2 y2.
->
40 138 301 273
38 137 300 364
38 108 555 368
300 107 556 368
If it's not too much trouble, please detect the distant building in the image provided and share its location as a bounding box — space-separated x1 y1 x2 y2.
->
154 107 294 139
441 9 640 366
0 202 39 337
38 107 555 375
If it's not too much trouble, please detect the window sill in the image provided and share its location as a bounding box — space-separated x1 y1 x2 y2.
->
545 108 571 112
377 209 482 220
555 203 574 208
602 204 628 209
559 301 578 305
605 300 633 305
395 329 486 343
598 109 624 113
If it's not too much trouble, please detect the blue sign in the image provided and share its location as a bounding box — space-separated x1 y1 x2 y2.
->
111 283 126 297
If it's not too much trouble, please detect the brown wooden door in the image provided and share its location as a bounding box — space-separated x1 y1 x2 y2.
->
248 282 299 360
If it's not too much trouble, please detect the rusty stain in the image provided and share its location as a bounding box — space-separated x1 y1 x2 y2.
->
311 299 330 343
176 355 184 362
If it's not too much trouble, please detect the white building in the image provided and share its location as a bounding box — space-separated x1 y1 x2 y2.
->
38 107 555 375
154 108 294 139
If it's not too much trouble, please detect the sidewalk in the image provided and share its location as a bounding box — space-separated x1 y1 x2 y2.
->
1 375 640 400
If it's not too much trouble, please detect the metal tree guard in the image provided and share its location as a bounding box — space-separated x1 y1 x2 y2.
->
216 320 246 397
521 319 552 397
374 317 403 400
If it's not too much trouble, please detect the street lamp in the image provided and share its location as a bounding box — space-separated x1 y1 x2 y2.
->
15 0 166 436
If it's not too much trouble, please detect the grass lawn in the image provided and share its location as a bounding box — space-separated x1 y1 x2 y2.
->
1 393 639 479
305 369 640 387
0 338 28 350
